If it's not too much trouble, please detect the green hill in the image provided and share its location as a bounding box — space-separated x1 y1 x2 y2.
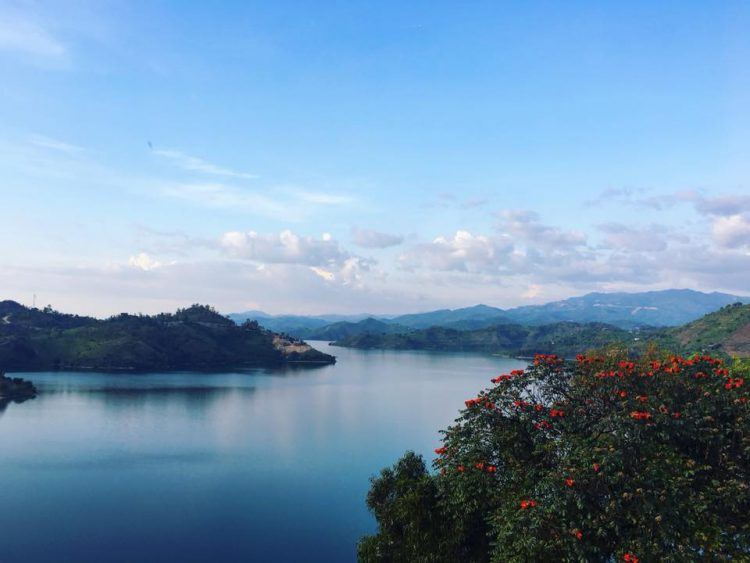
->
333 322 644 357
333 303 750 358
304 317 408 340
0 302 335 371
665 302 750 356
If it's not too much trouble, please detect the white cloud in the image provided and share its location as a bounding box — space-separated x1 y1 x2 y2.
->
400 230 515 273
692 194 750 217
219 230 378 289
396 205 750 299
498 210 587 249
351 227 404 249
28 134 85 155
713 214 750 249
153 148 258 179
128 253 161 271
597 223 670 252
310 266 335 281
220 229 351 267
521 284 542 299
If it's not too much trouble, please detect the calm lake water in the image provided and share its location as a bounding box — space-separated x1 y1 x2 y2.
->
0 343 524 562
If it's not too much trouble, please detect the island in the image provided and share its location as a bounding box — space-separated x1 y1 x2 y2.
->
0 301 335 371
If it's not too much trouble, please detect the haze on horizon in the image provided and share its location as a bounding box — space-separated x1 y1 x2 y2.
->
1 1 749 317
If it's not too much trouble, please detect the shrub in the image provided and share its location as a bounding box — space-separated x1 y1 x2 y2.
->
359 351 750 562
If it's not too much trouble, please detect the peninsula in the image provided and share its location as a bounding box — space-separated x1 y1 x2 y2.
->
0 301 335 371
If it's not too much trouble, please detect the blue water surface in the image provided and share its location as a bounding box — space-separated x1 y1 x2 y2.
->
0 343 524 562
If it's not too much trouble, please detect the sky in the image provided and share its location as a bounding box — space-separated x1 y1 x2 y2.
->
1 0 749 317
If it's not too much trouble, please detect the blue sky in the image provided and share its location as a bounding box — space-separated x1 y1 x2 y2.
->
1 0 749 316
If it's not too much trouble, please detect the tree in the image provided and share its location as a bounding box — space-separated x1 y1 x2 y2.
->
359 350 750 562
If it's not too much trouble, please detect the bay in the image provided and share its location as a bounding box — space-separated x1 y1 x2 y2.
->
0 343 525 562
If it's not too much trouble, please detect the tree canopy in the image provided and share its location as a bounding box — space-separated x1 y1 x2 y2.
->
359 351 750 562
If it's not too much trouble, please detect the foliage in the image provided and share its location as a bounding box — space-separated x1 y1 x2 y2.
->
0 302 335 371
305 318 408 341
337 304 750 360
336 322 640 357
359 351 750 561
668 303 750 357
0 372 37 401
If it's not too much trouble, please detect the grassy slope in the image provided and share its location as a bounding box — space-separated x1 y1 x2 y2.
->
666 303 750 356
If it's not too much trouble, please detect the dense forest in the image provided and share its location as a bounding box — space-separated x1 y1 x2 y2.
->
0 301 335 371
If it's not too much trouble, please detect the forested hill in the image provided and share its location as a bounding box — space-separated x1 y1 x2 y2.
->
333 303 750 358
332 322 644 357
0 301 335 371
666 302 750 357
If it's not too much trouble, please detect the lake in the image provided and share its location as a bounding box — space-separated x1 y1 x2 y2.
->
0 343 525 562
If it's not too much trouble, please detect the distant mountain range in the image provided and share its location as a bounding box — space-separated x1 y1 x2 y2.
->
0 301 335 371
333 303 750 358
230 289 746 339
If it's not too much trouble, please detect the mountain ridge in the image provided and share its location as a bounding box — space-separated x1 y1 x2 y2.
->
332 303 750 358
231 289 745 338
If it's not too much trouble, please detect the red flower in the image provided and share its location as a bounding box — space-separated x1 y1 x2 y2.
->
434 447 447 455
475 462 484 470
519 499 537 509
623 553 639 563
593 463 600 472
630 411 652 421
573 529 583 540
565 478 574 487
457 465 465 472
619 391 628 398
486 465 497 473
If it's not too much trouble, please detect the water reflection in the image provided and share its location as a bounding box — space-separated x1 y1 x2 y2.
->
0 394 35 416
0 345 525 563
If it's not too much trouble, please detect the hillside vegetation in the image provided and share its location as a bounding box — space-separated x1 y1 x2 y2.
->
0 301 335 371
335 304 750 358
334 322 645 357
667 303 750 357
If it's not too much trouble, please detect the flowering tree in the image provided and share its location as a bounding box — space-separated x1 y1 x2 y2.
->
359 352 750 562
